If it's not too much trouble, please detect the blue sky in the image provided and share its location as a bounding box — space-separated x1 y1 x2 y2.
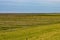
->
0 0 60 13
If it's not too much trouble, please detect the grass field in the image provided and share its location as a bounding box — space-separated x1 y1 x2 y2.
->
0 13 60 40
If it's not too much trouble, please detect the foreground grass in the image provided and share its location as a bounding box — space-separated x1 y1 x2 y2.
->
0 14 60 40
0 23 60 40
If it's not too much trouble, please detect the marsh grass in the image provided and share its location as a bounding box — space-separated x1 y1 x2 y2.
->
0 14 60 40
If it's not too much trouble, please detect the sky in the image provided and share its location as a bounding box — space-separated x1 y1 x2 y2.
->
0 0 60 13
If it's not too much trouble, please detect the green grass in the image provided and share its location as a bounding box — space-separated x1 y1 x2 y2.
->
0 23 60 40
0 14 60 40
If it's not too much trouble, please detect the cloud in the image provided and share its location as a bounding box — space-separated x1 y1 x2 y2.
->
1 0 60 2
36 0 60 1
13 0 60 2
